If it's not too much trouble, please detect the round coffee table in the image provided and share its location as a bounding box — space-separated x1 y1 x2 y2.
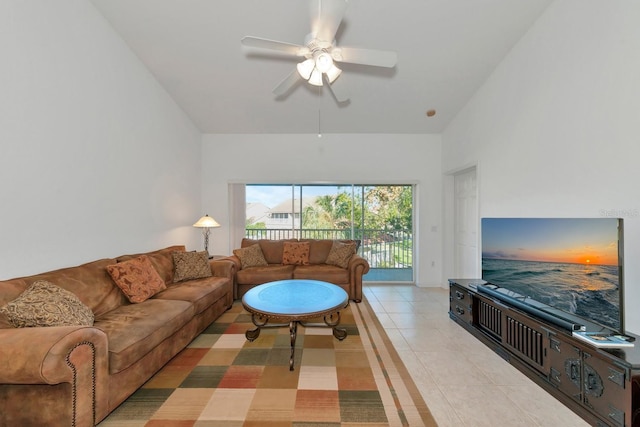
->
241 279 349 370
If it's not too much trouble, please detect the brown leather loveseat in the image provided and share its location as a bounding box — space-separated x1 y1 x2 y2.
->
0 245 234 426
225 238 370 302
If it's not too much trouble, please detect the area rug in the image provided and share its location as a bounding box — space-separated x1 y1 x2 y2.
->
98 298 437 426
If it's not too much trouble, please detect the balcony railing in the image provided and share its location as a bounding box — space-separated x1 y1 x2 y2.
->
244 228 413 269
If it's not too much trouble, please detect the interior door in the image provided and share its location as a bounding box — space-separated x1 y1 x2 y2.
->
454 167 479 278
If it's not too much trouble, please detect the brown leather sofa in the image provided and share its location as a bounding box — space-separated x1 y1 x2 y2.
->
0 245 234 427
225 238 370 302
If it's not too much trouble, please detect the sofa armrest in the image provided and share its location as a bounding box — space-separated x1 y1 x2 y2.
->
214 256 241 299
218 255 241 271
347 254 370 303
348 254 370 274
0 326 109 426
210 259 235 279
0 325 108 383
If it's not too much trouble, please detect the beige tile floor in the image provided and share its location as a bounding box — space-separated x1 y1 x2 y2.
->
363 283 591 427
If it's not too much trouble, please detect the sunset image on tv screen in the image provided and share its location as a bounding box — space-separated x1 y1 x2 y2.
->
481 218 622 332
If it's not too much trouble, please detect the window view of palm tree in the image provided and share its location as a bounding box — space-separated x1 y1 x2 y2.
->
245 184 414 282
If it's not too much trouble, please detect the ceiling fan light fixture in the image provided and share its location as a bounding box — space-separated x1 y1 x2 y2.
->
325 64 342 83
314 51 334 73
298 57 340 86
296 59 315 80
308 68 324 86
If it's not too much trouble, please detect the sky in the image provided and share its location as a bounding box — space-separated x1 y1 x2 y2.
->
481 218 621 265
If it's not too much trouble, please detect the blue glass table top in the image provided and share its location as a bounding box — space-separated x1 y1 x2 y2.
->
242 279 348 317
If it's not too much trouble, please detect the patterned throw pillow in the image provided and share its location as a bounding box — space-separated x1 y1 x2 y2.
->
172 251 212 282
106 255 166 303
233 244 268 269
325 241 357 269
282 241 310 265
0 280 94 328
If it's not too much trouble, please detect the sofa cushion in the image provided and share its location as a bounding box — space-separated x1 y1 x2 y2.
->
233 244 268 269
302 239 334 264
299 239 359 264
236 265 295 285
325 241 357 269
106 256 166 303
241 238 297 264
0 280 94 328
94 299 193 374
282 241 310 265
172 251 212 282
11 258 124 318
154 276 230 315
117 246 185 284
293 264 350 284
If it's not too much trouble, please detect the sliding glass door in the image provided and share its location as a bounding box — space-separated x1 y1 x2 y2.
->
245 184 414 283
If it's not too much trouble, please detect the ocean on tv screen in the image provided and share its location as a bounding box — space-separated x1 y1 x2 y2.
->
482 258 620 332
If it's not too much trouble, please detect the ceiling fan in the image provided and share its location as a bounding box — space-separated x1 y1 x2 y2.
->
241 0 397 103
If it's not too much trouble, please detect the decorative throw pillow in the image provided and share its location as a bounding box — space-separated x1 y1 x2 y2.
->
325 241 357 269
233 244 268 269
282 241 310 265
172 251 212 282
106 255 166 303
0 280 94 328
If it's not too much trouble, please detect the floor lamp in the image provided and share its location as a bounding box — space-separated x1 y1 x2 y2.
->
193 214 221 257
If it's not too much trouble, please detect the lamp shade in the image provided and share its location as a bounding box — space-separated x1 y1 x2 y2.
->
193 214 221 228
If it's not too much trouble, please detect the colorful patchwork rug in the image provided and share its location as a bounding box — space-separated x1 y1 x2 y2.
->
98 299 437 426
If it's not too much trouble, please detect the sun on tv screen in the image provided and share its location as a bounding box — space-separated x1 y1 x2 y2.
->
481 218 624 333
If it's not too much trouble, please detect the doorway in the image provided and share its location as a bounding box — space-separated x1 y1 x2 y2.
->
453 167 479 278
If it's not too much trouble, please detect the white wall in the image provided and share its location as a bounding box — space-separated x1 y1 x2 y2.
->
442 1 640 333
0 0 202 279
201 133 444 287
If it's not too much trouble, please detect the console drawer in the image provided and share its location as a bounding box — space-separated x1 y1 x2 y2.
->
449 283 473 324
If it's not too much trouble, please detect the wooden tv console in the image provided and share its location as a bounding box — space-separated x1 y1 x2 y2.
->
449 279 640 427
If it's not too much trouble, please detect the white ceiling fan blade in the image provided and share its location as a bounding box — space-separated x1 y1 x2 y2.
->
241 36 307 56
273 69 303 96
310 0 347 43
332 46 397 68
325 74 349 103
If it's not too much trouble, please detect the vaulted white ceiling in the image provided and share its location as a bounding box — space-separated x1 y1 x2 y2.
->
89 0 552 134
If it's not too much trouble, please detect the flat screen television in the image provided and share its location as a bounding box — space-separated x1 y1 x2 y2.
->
481 218 624 334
